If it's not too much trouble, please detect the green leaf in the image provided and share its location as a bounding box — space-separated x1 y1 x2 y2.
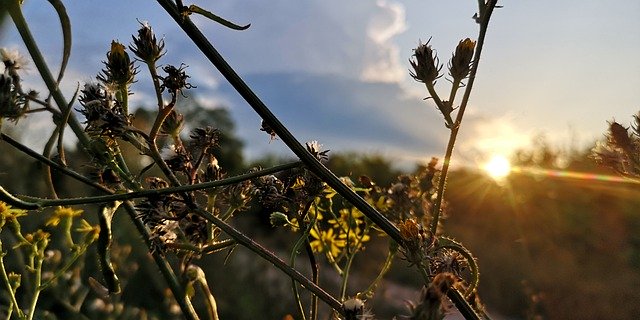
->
187 5 250 30
98 201 122 294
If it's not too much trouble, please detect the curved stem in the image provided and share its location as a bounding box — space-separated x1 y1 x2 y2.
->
6 0 91 150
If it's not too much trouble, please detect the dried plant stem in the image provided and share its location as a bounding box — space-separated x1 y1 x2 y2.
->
155 0 403 245
0 158 302 209
430 0 498 236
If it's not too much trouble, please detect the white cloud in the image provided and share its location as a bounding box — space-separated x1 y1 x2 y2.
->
200 0 408 82
360 0 407 83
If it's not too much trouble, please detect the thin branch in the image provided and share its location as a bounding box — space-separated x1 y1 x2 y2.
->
155 0 403 246
0 160 303 209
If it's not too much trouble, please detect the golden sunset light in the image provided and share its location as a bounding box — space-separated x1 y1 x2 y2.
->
483 154 511 180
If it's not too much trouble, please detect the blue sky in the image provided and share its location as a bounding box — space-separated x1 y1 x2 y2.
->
2 1 639 168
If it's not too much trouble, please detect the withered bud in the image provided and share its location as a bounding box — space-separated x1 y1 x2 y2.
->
306 140 329 162
98 41 138 86
204 157 224 182
410 40 442 84
190 126 219 155
130 21 165 63
269 212 289 227
0 73 27 121
260 120 277 141
342 298 366 320
158 64 194 96
449 38 476 81
609 121 634 154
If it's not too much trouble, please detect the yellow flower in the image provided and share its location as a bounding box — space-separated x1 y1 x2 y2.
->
310 227 345 258
46 206 83 227
328 207 364 230
76 219 100 243
340 227 371 252
0 201 27 228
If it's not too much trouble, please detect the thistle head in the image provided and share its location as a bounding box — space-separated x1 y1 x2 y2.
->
410 40 442 84
130 21 165 64
449 38 476 81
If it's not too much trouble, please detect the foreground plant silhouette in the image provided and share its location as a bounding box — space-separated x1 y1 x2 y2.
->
0 0 499 319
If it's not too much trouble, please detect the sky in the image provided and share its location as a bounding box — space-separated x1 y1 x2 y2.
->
2 1 639 169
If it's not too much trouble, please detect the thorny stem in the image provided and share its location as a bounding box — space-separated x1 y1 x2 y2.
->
0 161 303 210
155 0 403 245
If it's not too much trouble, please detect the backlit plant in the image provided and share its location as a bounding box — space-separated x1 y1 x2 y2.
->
0 0 499 319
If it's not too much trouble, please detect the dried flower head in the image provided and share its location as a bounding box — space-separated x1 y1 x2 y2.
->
189 126 220 155
306 140 329 162
161 144 192 174
130 21 165 63
449 38 476 81
78 85 131 139
410 40 442 84
0 73 28 121
431 248 468 279
608 121 635 154
0 48 29 72
404 273 457 320
158 64 194 96
260 119 277 141
342 298 373 320
203 157 224 182
98 41 138 86
398 219 434 266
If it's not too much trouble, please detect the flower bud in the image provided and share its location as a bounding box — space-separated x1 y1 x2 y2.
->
449 38 476 81
269 212 289 227
130 21 165 63
98 41 137 86
410 41 442 84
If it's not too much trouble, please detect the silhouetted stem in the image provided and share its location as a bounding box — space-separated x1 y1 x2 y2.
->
430 0 498 236
155 0 402 247
0 161 303 209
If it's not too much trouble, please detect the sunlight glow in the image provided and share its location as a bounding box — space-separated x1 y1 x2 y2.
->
483 155 511 180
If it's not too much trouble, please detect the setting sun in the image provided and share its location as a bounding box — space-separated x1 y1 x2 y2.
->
483 155 511 180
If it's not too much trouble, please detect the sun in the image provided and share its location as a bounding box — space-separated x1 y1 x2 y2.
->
483 155 512 180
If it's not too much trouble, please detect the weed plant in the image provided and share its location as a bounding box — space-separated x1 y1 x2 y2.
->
0 1 499 319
